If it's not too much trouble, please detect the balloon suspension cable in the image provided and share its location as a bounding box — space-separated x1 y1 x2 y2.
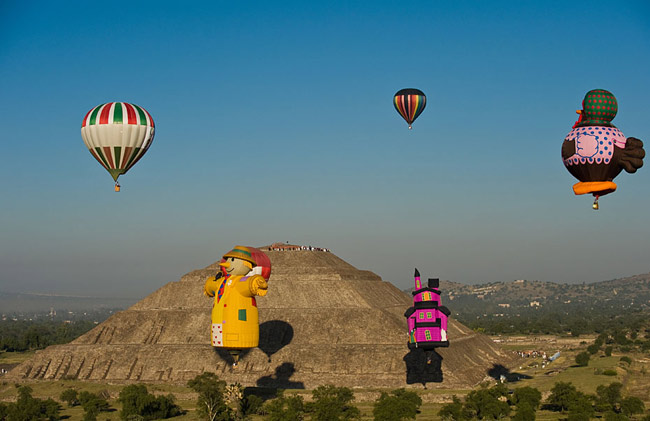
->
592 195 600 210
114 181 121 193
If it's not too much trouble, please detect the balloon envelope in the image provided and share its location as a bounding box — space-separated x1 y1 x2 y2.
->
393 88 426 128
81 102 155 182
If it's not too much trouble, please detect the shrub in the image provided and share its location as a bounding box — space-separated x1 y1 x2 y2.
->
619 356 632 365
602 369 618 376
605 346 613 356
373 388 422 421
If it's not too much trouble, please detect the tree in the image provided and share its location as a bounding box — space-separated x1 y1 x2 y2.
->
546 382 579 412
587 344 600 354
5 385 61 421
575 351 590 367
309 385 360 421
596 382 623 413
620 396 645 417
118 384 181 420
463 385 510 420
511 402 536 421
605 346 613 356
438 395 465 421
373 389 422 421
604 412 629 421
511 386 541 411
566 392 594 421
265 392 305 421
78 391 110 421
59 388 79 407
187 372 230 421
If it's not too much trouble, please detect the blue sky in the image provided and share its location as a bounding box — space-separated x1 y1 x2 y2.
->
1 1 649 298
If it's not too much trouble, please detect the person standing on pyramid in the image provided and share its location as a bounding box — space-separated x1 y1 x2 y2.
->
203 246 271 366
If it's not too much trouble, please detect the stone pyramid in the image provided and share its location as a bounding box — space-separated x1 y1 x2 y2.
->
7 249 518 388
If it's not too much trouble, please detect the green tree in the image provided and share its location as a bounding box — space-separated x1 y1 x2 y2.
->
605 346 613 356
620 396 645 417
595 382 623 413
373 389 422 421
546 382 579 412
566 392 594 420
6 385 61 421
463 385 510 420
309 385 360 421
187 372 230 421
118 384 181 420
604 411 629 421
511 386 541 410
438 395 465 421
575 351 590 367
587 343 600 354
511 402 536 421
77 391 110 421
59 388 79 407
265 392 305 421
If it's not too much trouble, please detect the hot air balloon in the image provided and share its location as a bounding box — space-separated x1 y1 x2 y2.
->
393 88 426 129
81 102 155 191
561 90 644 209
203 246 272 366
404 269 450 364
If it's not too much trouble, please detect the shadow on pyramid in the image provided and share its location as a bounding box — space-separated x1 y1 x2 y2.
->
7 250 519 388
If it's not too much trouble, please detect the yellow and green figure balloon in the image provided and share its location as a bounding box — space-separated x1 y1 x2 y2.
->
561 89 645 209
393 88 426 129
203 246 271 364
81 102 155 191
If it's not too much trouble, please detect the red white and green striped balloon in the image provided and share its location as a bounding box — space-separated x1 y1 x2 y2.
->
81 102 155 185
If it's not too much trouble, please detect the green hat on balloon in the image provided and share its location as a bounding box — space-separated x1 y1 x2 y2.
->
574 89 618 128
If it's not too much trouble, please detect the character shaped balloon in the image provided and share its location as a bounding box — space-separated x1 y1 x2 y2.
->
561 89 644 209
404 269 450 363
81 102 155 192
393 88 426 129
203 246 271 366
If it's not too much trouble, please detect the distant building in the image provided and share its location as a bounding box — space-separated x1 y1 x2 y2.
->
497 303 510 308
530 301 540 307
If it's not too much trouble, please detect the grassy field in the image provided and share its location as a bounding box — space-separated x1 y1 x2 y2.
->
1 341 649 420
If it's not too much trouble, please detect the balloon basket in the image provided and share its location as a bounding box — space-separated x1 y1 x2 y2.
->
114 182 121 192
592 196 599 211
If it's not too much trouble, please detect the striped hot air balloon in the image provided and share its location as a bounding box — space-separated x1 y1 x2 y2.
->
393 88 426 129
81 102 155 191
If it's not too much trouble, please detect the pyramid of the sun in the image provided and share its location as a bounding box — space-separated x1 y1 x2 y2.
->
7 249 518 388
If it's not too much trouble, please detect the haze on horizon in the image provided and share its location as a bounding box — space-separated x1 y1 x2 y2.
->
1 1 649 300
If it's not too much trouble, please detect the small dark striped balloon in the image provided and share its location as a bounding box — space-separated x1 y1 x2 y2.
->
393 88 426 129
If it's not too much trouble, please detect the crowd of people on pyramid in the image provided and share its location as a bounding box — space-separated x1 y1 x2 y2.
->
266 244 330 252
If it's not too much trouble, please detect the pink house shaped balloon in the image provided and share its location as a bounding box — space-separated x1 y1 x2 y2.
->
405 269 450 350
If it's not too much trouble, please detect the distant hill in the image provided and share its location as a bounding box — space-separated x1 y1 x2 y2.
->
405 273 650 319
0 292 137 314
